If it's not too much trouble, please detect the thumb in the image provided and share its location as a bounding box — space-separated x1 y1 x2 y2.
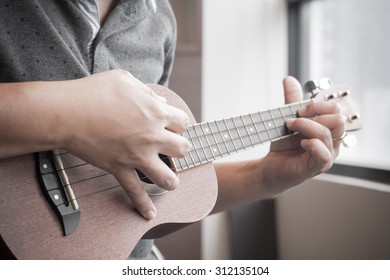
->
283 76 303 104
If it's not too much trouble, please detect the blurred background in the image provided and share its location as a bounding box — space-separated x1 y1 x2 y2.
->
155 0 390 260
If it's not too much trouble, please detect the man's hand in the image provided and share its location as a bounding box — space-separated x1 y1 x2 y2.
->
64 70 191 220
260 76 346 197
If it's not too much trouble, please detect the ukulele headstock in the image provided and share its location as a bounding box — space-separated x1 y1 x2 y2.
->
305 78 363 132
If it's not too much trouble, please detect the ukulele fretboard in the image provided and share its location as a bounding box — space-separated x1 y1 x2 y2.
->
172 100 312 171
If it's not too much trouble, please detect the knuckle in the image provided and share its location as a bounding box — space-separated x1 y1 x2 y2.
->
152 104 168 121
141 133 162 146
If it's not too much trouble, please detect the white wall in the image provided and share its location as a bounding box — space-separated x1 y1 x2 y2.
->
276 176 390 259
201 0 288 260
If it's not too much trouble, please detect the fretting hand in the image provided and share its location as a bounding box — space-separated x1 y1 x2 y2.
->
259 76 346 197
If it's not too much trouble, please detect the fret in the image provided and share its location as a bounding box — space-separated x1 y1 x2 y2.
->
175 137 190 170
249 113 264 145
288 104 296 117
278 107 290 137
279 105 293 120
270 107 288 138
290 103 304 114
280 105 298 134
180 130 192 169
236 115 254 147
270 108 283 126
231 117 246 150
181 144 192 168
242 114 260 144
178 157 187 171
206 122 223 159
186 127 200 167
193 124 209 163
265 110 280 140
199 123 216 161
222 119 238 153
240 115 255 148
173 152 184 171
187 127 201 163
268 109 281 139
258 111 272 142
181 154 194 170
215 120 231 156
254 115 270 143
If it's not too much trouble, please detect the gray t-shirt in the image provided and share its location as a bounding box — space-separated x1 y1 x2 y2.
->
0 0 177 259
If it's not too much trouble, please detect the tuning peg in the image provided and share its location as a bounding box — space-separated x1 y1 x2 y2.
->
304 80 319 95
342 134 357 148
304 78 332 97
317 77 332 90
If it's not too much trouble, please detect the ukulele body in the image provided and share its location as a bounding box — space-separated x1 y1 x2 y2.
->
0 85 218 259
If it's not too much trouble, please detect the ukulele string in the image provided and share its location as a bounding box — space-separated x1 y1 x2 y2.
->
55 116 294 171
56 183 122 207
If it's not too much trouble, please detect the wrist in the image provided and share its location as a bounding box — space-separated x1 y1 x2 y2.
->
24 80 75 151
250 156 280 199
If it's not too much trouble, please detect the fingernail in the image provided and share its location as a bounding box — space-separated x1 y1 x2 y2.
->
145 210 156 220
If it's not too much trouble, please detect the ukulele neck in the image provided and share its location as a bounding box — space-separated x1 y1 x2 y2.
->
172 100 312 172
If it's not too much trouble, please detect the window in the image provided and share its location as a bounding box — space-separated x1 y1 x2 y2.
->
289 0 390 178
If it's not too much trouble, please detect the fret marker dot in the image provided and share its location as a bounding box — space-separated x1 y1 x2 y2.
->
205 128 209 133
43 164 48 169
213 148 217 152
54 194 59 200
249 127 254 132
268 122 273 127
224 134 229 138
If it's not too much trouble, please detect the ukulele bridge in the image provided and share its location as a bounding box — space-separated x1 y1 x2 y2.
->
36 150 80 236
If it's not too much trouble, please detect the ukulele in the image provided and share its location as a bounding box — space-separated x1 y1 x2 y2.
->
0 83 362 259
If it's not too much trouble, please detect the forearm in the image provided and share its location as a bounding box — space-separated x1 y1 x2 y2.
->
212 159 270 214
0 81 69 159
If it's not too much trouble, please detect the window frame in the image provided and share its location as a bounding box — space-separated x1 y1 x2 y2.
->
287 0 390 185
